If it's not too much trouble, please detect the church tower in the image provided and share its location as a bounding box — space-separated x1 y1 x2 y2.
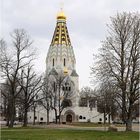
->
46 9 79 96
28 9 108 124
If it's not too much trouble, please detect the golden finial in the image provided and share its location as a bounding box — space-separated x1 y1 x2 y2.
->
57 2 66 20
64 67 68 75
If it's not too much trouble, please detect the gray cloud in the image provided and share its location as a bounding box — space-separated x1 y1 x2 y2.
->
1 0 140 88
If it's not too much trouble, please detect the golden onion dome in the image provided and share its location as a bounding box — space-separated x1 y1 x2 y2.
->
57 10 66 20
64 67 68 75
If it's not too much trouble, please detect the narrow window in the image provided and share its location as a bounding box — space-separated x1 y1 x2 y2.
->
53 82 56 92
62 86 65 91
64 58 66 66
69 87 71 91
53 58 54 66
66 86 68 91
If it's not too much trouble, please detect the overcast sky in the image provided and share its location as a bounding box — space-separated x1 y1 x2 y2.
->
1 0 140 89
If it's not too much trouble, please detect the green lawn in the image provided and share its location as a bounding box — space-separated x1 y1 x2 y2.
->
1 128 139 140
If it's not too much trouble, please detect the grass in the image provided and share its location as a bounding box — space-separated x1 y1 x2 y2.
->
1 127 139 140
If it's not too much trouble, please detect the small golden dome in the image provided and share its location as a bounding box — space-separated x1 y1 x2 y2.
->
57 10 66 20
64 67 68 74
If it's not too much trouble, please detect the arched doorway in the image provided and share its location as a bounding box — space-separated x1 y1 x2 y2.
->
66 114 72 123
64 110 75 123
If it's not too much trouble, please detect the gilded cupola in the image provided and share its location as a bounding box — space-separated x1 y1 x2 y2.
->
50 9 71 46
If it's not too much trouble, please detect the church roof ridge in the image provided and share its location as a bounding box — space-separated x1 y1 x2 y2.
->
71 69 79 77
49 67 58 76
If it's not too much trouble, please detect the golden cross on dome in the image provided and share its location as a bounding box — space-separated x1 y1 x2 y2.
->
60 2 64 11
57 2 66 20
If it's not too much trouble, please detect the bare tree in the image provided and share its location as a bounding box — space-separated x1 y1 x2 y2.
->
45 72 75 124
79 86 96 108
0 82 11 126
80 87 95 98
40 76 52 125
0 29 35 127
96 82 118 124
17 65 42 127
91 12 140 131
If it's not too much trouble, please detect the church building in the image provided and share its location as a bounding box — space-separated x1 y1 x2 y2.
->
28 9 106 124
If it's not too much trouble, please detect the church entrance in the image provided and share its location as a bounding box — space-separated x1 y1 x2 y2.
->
64 110 76 123
66 114 72 123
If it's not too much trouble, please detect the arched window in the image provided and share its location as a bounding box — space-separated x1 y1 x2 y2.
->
64 58 66 66
53 58 54 66
62 99 72 107
69 87 71 91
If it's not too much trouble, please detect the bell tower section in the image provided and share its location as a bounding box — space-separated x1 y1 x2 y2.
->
46 9 79 105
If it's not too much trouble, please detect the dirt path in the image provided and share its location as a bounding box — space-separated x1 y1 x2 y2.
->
1 124 139 132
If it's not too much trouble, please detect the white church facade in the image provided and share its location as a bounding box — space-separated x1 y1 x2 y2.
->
28 10 106 124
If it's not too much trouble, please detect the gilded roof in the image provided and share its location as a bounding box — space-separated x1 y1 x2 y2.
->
51 11 71 46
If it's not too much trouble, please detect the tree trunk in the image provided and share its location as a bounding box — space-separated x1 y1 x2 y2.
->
59 114 61 124
47 109 49 125
58 86 61 124
6 117 9 126
103 111 106 125
4 98 7 118
126 119 132 131
9 99 15 128
108 113 111 124
126 107 132 131
9 115 14 128
6 104 10 126
33 106 36 125
23 108 28 127
122 91 126 124
59 111 62 124
54 109 57 124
